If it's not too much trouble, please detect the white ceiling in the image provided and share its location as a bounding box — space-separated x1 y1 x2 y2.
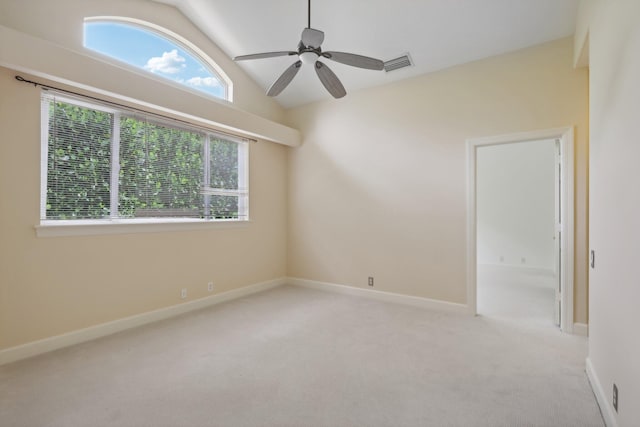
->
155 0 580 109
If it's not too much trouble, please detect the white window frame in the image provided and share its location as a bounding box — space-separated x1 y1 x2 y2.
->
37 92 250 238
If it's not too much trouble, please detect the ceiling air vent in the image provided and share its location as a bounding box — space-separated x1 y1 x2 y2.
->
384 53 413 72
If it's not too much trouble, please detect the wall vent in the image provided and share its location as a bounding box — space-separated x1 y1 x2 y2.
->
384 53 413 72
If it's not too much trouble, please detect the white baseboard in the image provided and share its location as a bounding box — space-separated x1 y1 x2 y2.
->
586 357 618 427
288 277 469 314
573 322 589 336
0 277 286 366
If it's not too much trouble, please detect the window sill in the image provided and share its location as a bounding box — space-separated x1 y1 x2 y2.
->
35 218 251 237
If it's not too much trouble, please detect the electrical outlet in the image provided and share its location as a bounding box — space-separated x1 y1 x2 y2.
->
181 288 187 299
368 277 374 287
208 282 214 292
613 383 618 412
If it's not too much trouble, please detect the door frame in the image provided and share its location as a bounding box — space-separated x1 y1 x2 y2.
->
466 127 575 333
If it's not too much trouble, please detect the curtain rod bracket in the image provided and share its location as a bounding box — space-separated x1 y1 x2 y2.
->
16 75 41 88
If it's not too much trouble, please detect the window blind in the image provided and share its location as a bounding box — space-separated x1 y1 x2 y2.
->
42 91 248 222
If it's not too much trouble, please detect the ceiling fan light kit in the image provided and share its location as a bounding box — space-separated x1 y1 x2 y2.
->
299 51 318 65
233 0 384 99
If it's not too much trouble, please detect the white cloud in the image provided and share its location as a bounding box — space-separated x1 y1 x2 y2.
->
144 49 186 74
186 76 222 88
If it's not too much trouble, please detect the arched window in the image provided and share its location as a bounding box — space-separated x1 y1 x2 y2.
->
83 17 232 101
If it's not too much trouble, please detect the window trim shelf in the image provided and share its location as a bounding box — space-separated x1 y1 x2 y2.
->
36 218 251 237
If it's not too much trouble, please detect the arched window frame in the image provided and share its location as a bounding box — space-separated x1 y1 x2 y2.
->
83 16 233 102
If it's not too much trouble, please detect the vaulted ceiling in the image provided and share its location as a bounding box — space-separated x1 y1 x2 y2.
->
155 0 580 109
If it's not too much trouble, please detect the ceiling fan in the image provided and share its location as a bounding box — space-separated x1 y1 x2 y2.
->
233 0 384 99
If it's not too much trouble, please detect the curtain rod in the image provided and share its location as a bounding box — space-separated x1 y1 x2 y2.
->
14 75 257 143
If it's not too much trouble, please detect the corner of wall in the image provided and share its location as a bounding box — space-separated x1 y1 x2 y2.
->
573 0 593 68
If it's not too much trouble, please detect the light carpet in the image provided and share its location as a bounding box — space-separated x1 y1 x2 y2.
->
478 264 557 328
0 283 603 426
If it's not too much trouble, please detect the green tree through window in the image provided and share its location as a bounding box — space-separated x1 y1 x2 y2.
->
47 101 112 219
44 95 248 221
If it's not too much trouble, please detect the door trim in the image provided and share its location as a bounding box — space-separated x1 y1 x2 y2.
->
466 127 575 333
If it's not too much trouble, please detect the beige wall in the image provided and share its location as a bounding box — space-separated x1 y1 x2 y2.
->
0 65 289 350
582 1 640 425
286 37 589 323
0 0 291 351
0 0 282 123
0 0 300 146
0 0 593 356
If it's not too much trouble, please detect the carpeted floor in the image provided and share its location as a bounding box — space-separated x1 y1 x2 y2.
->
478 264 557 327
0 282 603 427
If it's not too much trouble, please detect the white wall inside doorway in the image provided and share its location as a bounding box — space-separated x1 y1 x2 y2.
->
477 139 556 271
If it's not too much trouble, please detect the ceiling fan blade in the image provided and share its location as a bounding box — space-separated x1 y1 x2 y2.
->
301 28 324 48
234 51 297 61
315 61 346 98
267 60 303 96
322 52 384 70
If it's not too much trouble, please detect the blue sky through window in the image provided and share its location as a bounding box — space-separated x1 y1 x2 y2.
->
84 22 226 99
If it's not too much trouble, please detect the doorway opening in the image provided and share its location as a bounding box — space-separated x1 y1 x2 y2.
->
466 128 574 333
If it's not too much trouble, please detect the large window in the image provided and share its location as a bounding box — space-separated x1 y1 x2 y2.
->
83 18 231 101
41 92 248 224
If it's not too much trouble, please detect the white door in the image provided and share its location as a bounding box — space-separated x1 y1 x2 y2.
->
553 139 562 327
